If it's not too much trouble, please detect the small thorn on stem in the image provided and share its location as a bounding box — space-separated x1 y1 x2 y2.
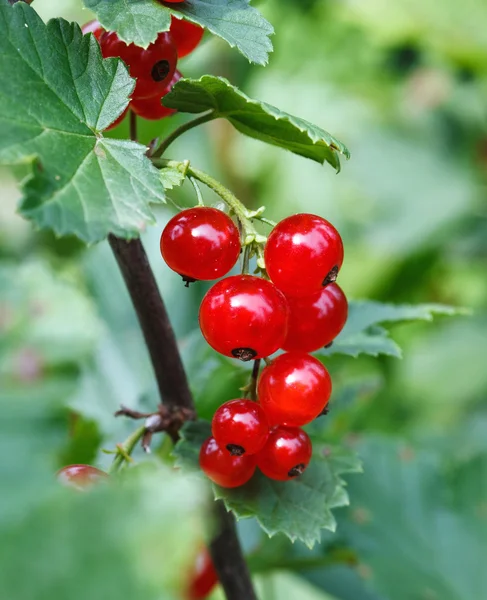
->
288 463 306 478
226 444 245 456
231 347 257 362
322 266 339 287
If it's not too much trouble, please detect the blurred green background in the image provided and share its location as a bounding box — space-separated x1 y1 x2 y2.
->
1 0 486 599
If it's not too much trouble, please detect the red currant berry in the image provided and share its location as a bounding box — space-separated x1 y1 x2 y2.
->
81 19 105 40
212 399 269 456
186 547 218 600
105 106 129 130
160 206 240 283
258 352 332 427
257 426 312 481
282 283 348 352
57 464 108 490
264 214 344 298
100 31 177 100
199 437 256 488
199 275 289 361
170 17 204 58
131 70 182 120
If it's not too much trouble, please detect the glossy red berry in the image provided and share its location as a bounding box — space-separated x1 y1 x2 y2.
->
257 426 312 481
105 106 129 130
161 207 240 283
131 70 182 120
282 283 348 352
199 437 256 488
170 16 204 58
199 275 289 361
212 399 269 456
81 19 105 40
258 352 332 427
57 464 108 490
264 214 344 298
100 31 177 100
186 547 218 600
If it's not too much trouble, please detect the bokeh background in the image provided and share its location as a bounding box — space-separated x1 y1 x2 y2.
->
1 0 486 599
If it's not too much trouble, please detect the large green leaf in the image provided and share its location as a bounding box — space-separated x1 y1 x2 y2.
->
340 437 487 600
318 301 464 359
0 464 206 600
163 76 350 171
0 1 165 243
82 0 273 65
173 420 362 548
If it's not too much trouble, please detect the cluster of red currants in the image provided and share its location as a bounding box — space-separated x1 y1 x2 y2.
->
160 209 348 488
82 15 204 125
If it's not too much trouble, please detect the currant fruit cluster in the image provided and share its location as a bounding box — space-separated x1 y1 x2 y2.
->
82 17 204 124
160 209 348 487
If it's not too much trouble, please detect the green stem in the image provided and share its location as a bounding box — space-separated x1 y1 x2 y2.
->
108 425 146 474
247 548 357 574
152 111 215 158
184 164 256 237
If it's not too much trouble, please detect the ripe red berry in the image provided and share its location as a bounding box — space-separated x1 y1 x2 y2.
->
257 426 312 481
131 70 181 120
199 275 289 361
105 106 129 131
199 437 256 488
282 283 348 352
186 547 218 600
81 19 105 40
212 399 269 456
258 352 332 427
160 207 240 283
100 31 177 100
264 214 344 298
170 17 204 58
57 464 108 490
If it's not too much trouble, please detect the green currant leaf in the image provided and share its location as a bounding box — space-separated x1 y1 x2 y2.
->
173 420 362 548
0 464 206 600
160 163 187 190
318 301 466 359
82 0 273 65
163 76 350 171
0 259 103 523
0 1 165 243
340 436 487 600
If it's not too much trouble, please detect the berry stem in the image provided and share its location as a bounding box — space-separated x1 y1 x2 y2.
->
152 111 215 158
249 359 261 401
108 425 146 474
188 176 205 206
184 164 256 235
129 110 138 142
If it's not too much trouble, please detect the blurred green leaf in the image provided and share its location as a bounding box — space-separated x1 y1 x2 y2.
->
83 0 273 65
0 1 165 242
0 464 207 600
318 301 464 358
163 76 350 171
173 420 362 547
0 260 101 390
340 436 487 600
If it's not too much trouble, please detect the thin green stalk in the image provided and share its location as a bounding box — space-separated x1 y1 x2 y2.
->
108 425 146 474
152 111 215 158
247 548 357 573
184 164 255 235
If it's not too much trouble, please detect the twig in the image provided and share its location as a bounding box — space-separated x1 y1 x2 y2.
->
151 111 215 158
210 503 258 600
